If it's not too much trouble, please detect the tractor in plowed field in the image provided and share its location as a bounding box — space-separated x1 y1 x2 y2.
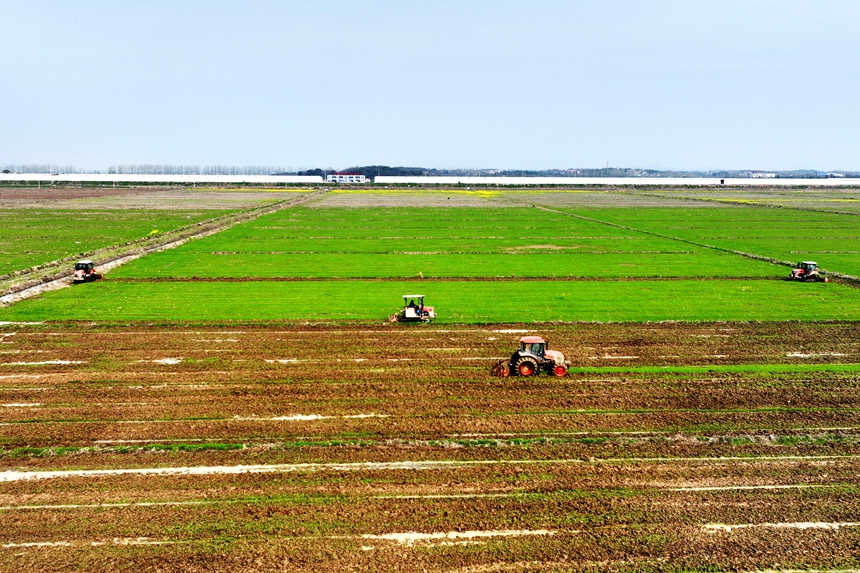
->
72 260 103 284
789 261 828 282
491 336 571 377
390 294 436 323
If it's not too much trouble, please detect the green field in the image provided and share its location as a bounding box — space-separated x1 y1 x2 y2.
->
4 191 860 324
2 278 856 323
110 206 781 279
569 206 860 277
0 209 233 273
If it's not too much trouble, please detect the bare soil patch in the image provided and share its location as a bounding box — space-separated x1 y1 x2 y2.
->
0 186 146 202
508 189 738 208
0 186 301 210
0 321 858 571
313 190 511 208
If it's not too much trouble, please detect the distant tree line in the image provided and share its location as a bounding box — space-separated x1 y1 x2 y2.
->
296 166 859 179
296 166 428 177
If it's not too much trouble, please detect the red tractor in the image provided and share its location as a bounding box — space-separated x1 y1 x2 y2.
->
72 260 103 284
491 336 571 377
789 261 828 282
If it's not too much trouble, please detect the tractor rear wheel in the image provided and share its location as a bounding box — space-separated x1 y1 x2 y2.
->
516 357 538 377
553 364 568 377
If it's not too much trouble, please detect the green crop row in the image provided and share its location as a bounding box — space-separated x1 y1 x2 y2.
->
2 278 856 323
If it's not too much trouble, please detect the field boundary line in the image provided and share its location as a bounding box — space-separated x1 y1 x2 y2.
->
0 188 329 306
516 201 860 288
2 455 860 482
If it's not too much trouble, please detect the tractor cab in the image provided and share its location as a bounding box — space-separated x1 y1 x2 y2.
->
519 336 546 359
74 260 95 273
799 261 818 274
391 295 436 323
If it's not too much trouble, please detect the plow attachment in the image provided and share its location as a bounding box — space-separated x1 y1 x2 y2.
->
490 360 510 377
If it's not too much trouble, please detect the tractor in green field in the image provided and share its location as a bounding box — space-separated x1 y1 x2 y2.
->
72 260 103 284
789 261 828 282
390 294 436 323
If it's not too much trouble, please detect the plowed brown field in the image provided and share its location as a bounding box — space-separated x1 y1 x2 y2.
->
0 322 859 572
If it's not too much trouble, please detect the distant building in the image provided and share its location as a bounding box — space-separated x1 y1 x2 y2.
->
827 172 846 178
327 172 366 183
751 172 777 179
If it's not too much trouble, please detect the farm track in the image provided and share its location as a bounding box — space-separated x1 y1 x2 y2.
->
0 322 859 570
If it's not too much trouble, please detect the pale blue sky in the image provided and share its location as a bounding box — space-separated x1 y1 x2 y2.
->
1 1 858 171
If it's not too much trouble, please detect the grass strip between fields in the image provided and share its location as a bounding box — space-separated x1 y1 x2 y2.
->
1 279 857 322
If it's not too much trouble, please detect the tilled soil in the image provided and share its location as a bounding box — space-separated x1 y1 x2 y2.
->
0 186 302 210
0 322 859 571
0 186 152 201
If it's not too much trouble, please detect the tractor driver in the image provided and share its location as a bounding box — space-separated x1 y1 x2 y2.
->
408 299 417 309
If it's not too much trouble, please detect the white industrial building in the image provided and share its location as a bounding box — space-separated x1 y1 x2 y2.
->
326 172 366 183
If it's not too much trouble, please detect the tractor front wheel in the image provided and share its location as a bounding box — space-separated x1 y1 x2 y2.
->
553 364 568 377
517 357 538 377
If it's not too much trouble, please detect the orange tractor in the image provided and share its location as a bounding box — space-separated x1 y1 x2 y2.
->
789 261 828 282
72 260 103 284
491 336 571 377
